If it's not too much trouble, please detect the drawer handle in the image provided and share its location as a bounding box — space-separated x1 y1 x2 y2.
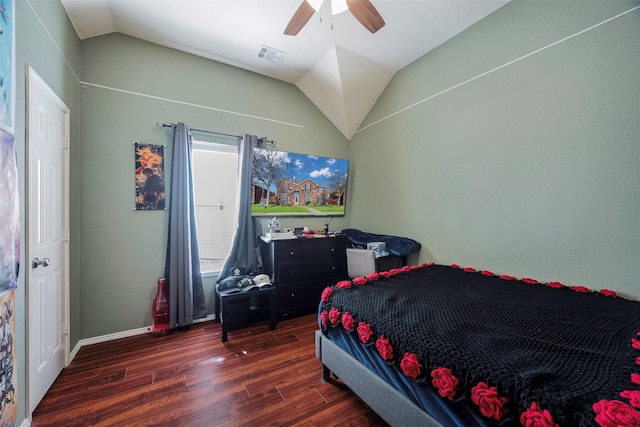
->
290 251 295 256
330 248 335 252
290 293 295 297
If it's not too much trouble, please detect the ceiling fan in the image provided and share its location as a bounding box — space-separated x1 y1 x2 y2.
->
284 0 385 36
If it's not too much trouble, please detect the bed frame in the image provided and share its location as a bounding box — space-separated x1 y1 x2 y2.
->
315 330 443 427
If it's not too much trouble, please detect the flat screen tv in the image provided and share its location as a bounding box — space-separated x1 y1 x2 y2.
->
251 147 349 217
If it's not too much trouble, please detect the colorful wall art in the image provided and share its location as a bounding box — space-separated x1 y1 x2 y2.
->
0 290 16 425
0 129 18 292
0 2 18 423
134 142 165 210
0 0 15 133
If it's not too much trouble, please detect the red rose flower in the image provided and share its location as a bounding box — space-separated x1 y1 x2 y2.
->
321 287 333 302
341 312 355 331
450 264 460 268
546 281 565 288
571 285 591 293
593 399 640 427
357 322 374 344
632 373 640 385
379 271 392 278
464 267 476 273
336 280 352 289
400 265 411 273
431 367 459 400
353 276 367 285
409 264 421 270
600 289 617 297
636 356 640 366
632 338 640 350
471 382 508 422
400 352 422 379
366 272 380 281
375 336 394 361
481 270 494 276
520 402 558 427
389 268 402 275
320 310 329 328
522 277 538 284
620 390 640 408
501 275 516 281
328 307 341 325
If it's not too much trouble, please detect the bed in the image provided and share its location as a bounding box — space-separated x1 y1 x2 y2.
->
315 263 640 427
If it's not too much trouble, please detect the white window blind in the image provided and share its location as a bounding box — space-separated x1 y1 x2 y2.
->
192 140 238 274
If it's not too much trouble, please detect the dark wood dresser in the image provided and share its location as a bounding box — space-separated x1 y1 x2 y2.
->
259 235 347 317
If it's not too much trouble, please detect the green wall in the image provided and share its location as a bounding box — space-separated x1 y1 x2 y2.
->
77 33 351 338
349 0 640 299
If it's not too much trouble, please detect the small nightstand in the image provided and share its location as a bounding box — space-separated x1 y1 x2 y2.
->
215 286 278 342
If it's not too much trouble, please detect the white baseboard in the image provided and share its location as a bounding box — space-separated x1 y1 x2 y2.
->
194 314 217 324
69 314 217 363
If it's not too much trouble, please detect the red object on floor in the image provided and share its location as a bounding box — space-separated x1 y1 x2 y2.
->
152 277 170 336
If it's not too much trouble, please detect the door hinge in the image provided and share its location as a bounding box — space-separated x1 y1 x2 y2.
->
65 229 70 242
65 322 70 336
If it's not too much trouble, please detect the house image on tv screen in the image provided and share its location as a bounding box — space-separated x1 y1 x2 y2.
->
277 178 332 206
250 148 348 217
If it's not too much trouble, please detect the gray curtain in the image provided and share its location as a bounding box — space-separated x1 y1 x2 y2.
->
217 134 266 282
165 122 207 328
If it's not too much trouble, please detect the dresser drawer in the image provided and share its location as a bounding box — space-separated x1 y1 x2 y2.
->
276 281 328 314
276 257 346 283
275 239 344 261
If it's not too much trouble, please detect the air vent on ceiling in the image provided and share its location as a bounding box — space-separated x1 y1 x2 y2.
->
257 45 285 64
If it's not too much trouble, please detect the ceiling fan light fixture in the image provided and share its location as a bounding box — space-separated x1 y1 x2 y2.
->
331 0 348 15
285 0 385 35
306 0 323 12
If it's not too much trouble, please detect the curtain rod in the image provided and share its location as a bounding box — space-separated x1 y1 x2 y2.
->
157 122 240 139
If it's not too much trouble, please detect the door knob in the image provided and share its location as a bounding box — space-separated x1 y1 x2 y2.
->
32 258 50 268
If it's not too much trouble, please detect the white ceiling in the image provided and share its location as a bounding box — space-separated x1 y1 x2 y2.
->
60 0 509 139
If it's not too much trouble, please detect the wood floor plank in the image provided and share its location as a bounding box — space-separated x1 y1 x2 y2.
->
31 313 388 426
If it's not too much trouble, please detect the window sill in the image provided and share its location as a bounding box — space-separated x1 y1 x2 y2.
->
201 270 220 279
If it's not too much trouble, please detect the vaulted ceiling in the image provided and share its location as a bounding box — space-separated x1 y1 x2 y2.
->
61 0 509 139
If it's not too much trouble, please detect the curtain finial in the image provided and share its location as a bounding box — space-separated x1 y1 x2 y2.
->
259 137 277 148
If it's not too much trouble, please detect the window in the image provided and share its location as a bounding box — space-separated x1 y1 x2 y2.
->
192 140 238 275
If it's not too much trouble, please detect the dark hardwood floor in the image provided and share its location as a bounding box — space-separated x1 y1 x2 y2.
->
31 313 389 426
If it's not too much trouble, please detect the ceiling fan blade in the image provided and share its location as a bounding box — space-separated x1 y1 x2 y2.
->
346 0 385 33
284 1 316 36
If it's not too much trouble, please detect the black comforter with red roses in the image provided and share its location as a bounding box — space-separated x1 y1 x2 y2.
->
319 264 640 427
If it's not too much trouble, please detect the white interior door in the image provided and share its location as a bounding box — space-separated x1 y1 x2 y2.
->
27 66 70 414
